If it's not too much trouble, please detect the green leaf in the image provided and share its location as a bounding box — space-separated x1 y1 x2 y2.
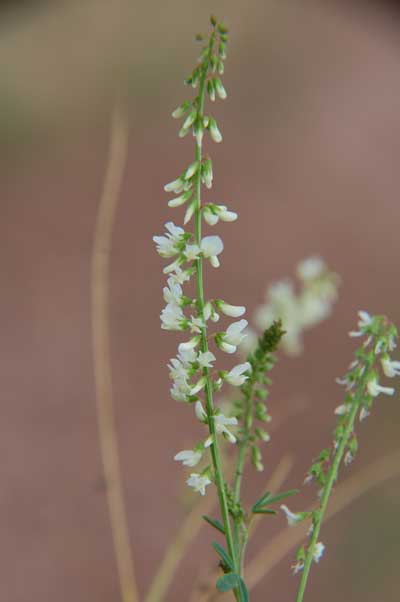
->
238 577 250 602
202 515 225 535
216 573 239 592
252 489 298 512
252 490 271 510
260 489 299 506
212 542 234 571
252 508 277 515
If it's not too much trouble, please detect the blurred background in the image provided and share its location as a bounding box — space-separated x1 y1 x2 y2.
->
1 0 400 600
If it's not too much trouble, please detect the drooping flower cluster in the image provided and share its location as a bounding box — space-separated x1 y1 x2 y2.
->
286 310 398 577
153 19 251 496
252 257 339 355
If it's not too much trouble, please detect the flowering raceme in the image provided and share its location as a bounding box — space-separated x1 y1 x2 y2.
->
153 19 249 503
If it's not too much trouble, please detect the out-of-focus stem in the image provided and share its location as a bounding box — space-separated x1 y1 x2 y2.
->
91 100 139 602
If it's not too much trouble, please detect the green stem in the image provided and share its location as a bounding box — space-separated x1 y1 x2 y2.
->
194 32 241 597
232 381 254 573
295 395 360 602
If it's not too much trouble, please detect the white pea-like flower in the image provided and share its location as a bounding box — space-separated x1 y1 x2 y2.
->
280 505 302 527
160 303 187 331
203 205 238 226
163 279 183 306
164 177 185 194
209 118 222 143
334 404 349 416
153 222 185 257
313 542 325 563
367 377 395 397
350 310 373 337
219 319 248 353
213 413 238 443
297 256 325 281
174 449 202 467
359 407 370 421
200 235 224 267
168 267 191 285
195 400 208 423
381 356 400 378
197 351 216 368
214 78 227 100
224 362 251 386
215 300 246 318
187 473 212 495
190 316 205 334
185 243 201 262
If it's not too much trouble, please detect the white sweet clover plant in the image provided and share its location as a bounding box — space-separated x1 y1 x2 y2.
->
153 16 399 602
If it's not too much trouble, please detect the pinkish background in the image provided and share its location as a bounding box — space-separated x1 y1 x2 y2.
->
1 1 400 600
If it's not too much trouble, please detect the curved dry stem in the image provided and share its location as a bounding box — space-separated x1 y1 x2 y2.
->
91 100 139 602
245 449 400 591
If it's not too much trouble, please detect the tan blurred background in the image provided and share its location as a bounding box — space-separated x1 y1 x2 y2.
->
1 0 400 600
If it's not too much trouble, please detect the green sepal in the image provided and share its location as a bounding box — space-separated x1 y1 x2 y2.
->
212 542 234 572
202 515 225 535
252 508 277 515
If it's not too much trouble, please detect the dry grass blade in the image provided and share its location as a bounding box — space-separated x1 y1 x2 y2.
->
91 99 139 602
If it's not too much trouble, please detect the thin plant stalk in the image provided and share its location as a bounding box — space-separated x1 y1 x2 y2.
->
245 448 400 592
193 33 239 586
91 100 139 602
295 393 359 602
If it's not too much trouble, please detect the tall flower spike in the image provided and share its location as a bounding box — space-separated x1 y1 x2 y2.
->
153 18 251 600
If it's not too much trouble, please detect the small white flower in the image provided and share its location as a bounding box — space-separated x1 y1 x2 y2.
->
190 377 206 396
164 177 184 193
203 208 219 226
359 407 370 421
168 357 189 382
334 404 349 416
214 413 238 443
216 300 246 318
160 303 186 331
201 236 224 267
297 256 325 281
219 319 248 353
153 222 185 257
367 377 395 397
195 401 207 423
168 190 192 208
344 451 353 466
358 310 373 329
197 351 216 368
174 449 202 467
214 79 227 100
184 201 196 225
292 561 304 575
313 542 325 563
178 337 200 352
209 118 222 143
190 316 205 334
184 161 199 180
203 205 238 226
280 505 302 527
163 279 183 306
185 244 201 262
225 362 251 386
381 356 400 378
168 267 191 285
177 347 197 366
186 473 212 495
170 378 192 402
